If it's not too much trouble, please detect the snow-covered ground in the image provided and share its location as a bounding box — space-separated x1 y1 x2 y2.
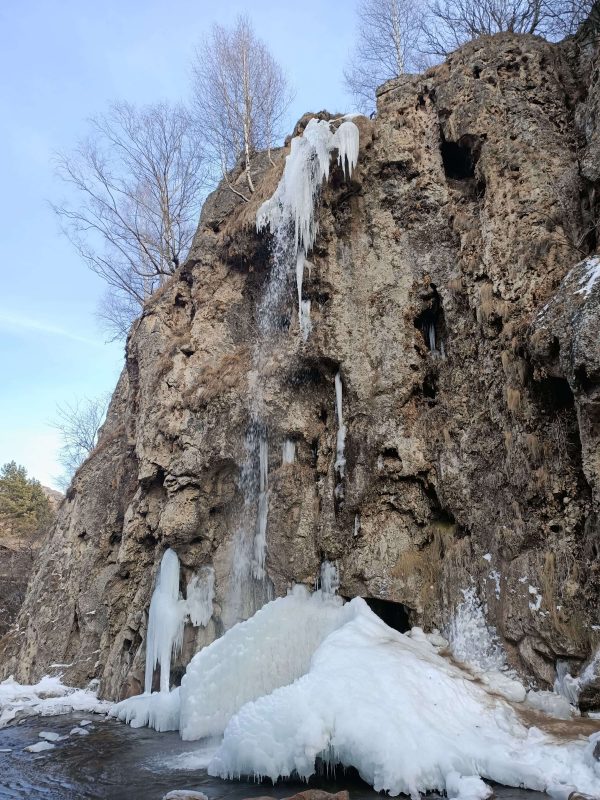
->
0 675 110 728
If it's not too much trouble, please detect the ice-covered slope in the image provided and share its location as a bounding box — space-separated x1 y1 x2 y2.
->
209 599 600 798
112 584 600 799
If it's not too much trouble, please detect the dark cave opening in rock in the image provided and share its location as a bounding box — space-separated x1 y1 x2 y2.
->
363 597 411 633
440 133 483 182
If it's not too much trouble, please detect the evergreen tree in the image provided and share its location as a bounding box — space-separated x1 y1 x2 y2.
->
0 462 54 538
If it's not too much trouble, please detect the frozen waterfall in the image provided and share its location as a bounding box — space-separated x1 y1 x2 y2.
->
111 550 215 731
252 435 269 580
144 548 185 694
226 117 360 627
257 117 359 338
111 582 600 798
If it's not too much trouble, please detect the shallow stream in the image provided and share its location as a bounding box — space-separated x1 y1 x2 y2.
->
0 713 543 800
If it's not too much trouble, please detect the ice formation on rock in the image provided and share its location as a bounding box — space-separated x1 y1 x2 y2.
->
185 566 215 628
209 598 600 799
555 650 600 708
318 560 339 597
334 372 346 481
257 117 359 337
282 439 296 464
179 586 350 741
112 551 216 731
252 435 269 580
144 548 186 694
576 255 600 297
447 587 506 673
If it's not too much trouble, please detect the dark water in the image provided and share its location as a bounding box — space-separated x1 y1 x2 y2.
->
0 713 543 800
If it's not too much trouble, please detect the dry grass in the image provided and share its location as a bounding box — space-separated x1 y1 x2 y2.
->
506 387 521 414
391 523 457 616
538 550 587 648
448 276 463 294
182 346 250 410
524 433 543 466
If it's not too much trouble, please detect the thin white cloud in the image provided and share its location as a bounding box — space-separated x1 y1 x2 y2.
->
0 311 102 347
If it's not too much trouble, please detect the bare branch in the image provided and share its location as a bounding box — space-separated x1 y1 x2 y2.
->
53 101 209 338
52 395 111 483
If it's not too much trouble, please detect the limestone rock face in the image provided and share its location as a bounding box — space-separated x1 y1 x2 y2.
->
2 26 600 698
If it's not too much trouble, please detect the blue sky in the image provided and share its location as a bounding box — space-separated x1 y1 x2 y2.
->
0 0 357 489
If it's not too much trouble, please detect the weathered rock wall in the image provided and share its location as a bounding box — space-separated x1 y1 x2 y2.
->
2 24 599 699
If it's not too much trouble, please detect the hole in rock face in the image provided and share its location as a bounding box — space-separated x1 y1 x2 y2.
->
414 284 446 356
440 133 482 180
533 375 575 414
363 597 411 633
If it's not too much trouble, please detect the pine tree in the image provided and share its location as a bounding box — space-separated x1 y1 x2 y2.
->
0 462 54 539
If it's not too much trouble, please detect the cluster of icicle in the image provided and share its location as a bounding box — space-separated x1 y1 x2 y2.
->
257 117 359 340
112 549 214 729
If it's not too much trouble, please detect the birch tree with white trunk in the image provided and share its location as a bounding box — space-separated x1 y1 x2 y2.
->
344 0 425 114
192 15 293 200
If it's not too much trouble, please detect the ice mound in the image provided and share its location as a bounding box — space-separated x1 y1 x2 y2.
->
180 586 352 740
0 675 109 728
208 599 600 799
111 686 181 732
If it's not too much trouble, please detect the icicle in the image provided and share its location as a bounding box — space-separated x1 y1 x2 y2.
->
300 300 312 341
144 549 185 694
334 372 347 479
252 436 269 580
334 120 360 179
354 513 361 537
185 566 215 628
428 322 436 354
296 250 306 335
282 439 296 464
320 561 340 598
257 117 360 336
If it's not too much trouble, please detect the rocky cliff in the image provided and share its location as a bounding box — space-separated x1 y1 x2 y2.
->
2 20 599 702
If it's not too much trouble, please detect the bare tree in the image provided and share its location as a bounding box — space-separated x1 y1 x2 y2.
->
192 15 293 200
53 101 208 339
346 0 594 111
345 0 426 114
423 0 595 56
52 395 111 486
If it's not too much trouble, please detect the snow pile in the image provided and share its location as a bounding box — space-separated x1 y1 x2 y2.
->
0 675 109 728
257 117 359 337
209 599 600 799
179 586 352 741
